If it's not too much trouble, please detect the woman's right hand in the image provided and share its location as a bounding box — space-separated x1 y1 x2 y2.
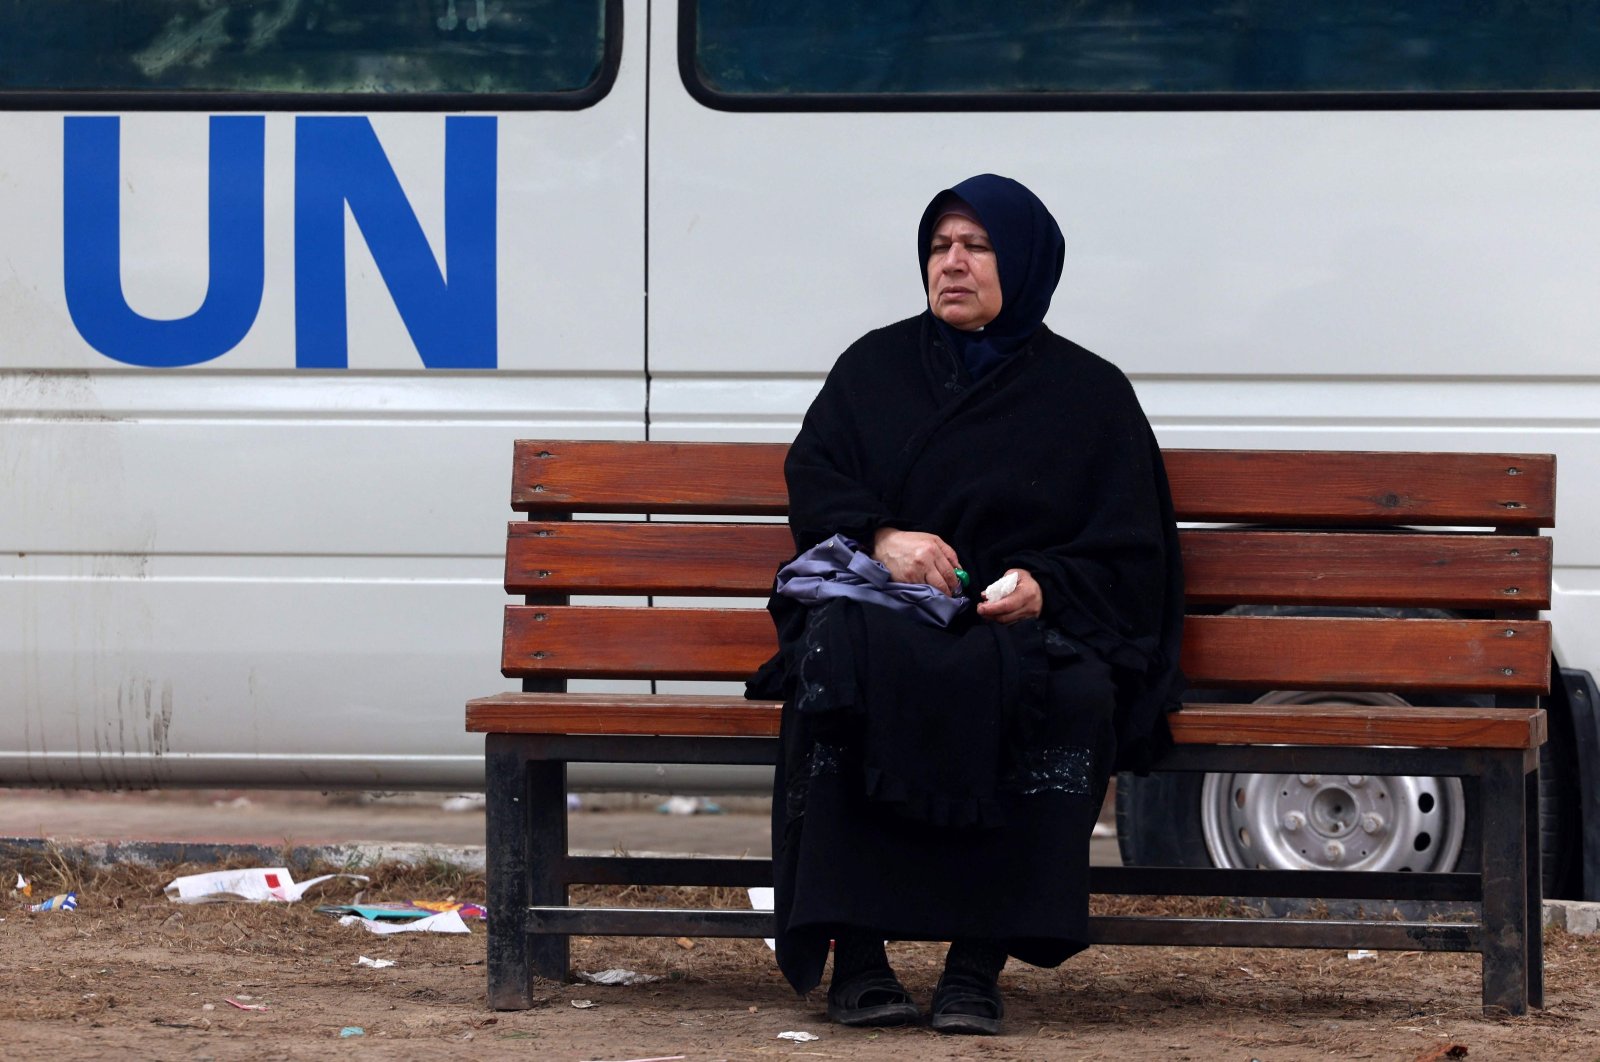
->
871 527 964 595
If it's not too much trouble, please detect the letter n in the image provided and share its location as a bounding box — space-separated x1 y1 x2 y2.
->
294 116 497 370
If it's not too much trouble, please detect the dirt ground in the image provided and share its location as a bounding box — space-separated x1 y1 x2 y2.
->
2 849 1597 1062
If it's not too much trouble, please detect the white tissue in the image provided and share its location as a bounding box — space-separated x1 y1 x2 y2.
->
981 571 1019 603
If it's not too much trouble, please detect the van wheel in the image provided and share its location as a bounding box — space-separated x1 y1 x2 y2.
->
1116 685 1581 898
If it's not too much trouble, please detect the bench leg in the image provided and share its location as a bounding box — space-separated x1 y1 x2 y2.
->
1479 753 1530 1015
1526 764 1545 1009
485 736 571 1009
525 755 571 981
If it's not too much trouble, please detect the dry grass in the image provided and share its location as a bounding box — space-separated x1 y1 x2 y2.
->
2 842 487 906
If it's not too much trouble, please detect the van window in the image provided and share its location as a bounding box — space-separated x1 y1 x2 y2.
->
0 0 614 103
687 1 1600 105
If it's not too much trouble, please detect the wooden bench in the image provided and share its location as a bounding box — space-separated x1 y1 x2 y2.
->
468 440 1553 1015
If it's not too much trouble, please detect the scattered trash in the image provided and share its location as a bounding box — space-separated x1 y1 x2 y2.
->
1091 821 1116 838
212 795 253 809
15 873 31 897
747 887 777 950
1347 949 1378 960
567 793 583 811
441 793 486 813
674 937 695 950
656 796 722 815
579 1056 685 1062
355 956 396 969
28 892 77 913
747 1005 759 1013
576 969 663 986
202 1003 215 1011
777 1030 821 1042
571 999 599 1009
164 867 368 904
339 1026 365 1038
338 909 471 935
225 998 268 1012
316 900 486 922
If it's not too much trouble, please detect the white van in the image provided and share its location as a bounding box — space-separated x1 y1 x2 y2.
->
3 1 1597 898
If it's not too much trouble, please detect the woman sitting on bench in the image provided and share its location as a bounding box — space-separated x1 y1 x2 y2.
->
750 174 1186 1035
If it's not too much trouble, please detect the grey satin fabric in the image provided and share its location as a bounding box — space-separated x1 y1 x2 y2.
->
773 533 969 628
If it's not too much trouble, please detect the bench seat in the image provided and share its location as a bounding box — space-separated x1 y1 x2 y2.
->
469 693 1545 748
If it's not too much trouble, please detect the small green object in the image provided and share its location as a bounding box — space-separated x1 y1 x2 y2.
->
953 568 970 588
340 1027 365 1038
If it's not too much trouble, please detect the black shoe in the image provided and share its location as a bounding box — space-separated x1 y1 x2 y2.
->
825 970 921 1027
929 970 1003 1035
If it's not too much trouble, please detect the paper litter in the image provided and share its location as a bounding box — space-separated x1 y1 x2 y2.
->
28 892 77 912
339 909 471 935
576 969 662 986
656 795 722 815
747 887 777 950
317 900 486 921
571 999 598 1009
777 1030 821 1042
355 956 396 968
164 867 367 904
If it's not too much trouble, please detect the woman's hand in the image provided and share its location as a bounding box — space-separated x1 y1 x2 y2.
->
976 568 1043 624
871 527 964 595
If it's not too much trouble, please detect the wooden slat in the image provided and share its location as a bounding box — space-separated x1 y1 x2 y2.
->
465 692 1543 749
501 606 775 681
1168 702 1546 749
1179 530 1552 609
511 440 788 515
1183 615 1550 694
506 521 793 595
1164 450 1554 527
510 441 1554 527
507 522 1551 608
469 692 783 737
501 607 1550 693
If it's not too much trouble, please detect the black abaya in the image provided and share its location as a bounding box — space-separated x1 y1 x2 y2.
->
752 313 1185 994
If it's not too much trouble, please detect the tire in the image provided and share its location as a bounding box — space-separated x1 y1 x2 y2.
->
1119 689 1482 876
1117 610 1582 899
1537 671 1583 899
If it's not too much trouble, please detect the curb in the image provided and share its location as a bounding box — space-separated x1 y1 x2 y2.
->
1 836 487 873
1545 898 1600 935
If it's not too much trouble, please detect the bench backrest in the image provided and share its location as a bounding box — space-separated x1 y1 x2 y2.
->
501 441 1554 700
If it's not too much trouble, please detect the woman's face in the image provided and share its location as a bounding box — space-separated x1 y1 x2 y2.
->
927 213 1002 331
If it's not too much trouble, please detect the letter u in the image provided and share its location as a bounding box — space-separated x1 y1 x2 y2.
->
64 116 265 368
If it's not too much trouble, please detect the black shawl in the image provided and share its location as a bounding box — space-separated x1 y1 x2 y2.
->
770 313 1184 768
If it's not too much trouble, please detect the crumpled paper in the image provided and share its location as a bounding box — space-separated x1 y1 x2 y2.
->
982 571 1019 603
338 909 470 935
576 969 663 986
164 867 368 904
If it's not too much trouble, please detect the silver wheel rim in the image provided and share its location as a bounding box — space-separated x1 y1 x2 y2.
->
1199 691 1468 873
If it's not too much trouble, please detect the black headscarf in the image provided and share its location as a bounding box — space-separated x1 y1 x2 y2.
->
917 174 1066 381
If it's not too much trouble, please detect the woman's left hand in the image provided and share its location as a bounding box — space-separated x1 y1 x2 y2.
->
975 568 1043 624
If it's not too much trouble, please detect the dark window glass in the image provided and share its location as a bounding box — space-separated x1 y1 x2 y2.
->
692 1 1600 98
0 0 606 95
